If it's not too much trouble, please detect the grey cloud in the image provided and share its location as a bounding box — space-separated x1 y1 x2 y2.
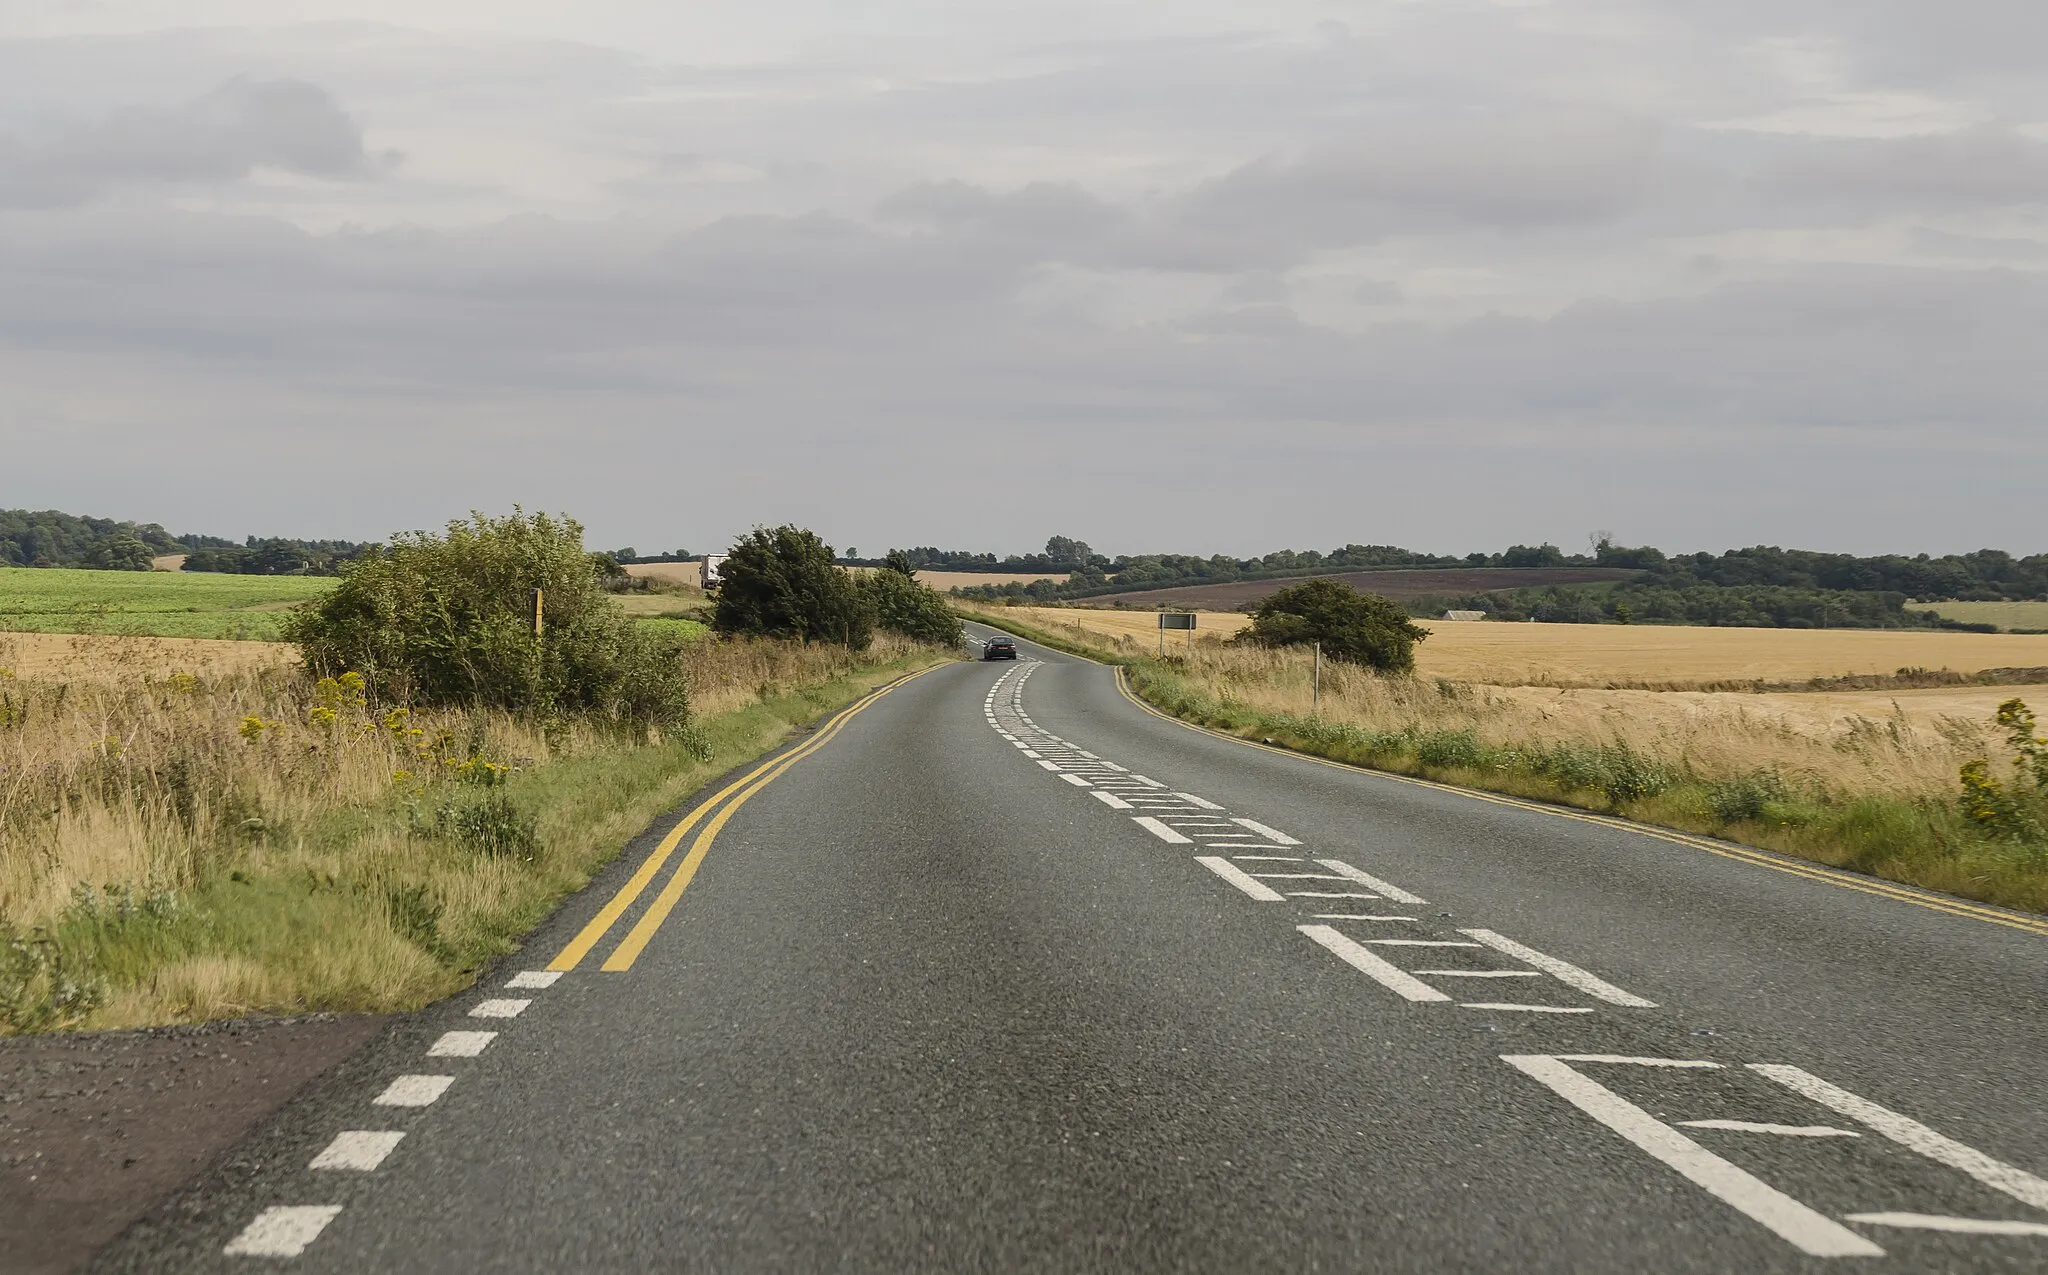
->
1177 110 1661 250
0 78 377 208
1762 128 2048 204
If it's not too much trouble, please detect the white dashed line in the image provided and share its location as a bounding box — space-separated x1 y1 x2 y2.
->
1749 1065 2048 1210
1458 929 1656 1008
224 1206 343 1257
470 998 532 1019
1502 1055 1883 1257
1091 791 1134 810
1132 816 1192 844
374 1075 454 1107
1229 818 1300 846
427 1031 496 1058
504 970 560 989
1195 856 1287 901
1058 773 1094 787
1297 925 1450 1002
310 1131 405 1171
1315 860 1427 904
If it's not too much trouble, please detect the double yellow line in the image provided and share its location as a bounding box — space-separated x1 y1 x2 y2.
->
1107 666 2048 940
550 665 943 973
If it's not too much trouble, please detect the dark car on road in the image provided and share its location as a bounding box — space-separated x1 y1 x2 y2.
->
982 636 1018 660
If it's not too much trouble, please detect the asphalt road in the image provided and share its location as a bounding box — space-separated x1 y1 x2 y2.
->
97 624 2048 1272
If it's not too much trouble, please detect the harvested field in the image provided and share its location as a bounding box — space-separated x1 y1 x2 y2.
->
1080 567 1637 609
623 561 702 587
1004 606 2048 687
916 570 1067 589
1913 600 2048 632
0 632 291 681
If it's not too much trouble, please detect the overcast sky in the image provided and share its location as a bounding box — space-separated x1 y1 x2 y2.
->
2 1 2044 558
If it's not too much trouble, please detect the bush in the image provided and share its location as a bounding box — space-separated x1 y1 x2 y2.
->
283 510 691 727
1236 578 1428 672
712 525 874 649
862 567 963 645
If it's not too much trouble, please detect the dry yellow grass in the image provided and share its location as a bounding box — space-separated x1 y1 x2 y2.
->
0 631 291 681
624 561 703 587
1005 606 2048 685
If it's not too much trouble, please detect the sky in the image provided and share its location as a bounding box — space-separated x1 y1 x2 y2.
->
2 0 2044 559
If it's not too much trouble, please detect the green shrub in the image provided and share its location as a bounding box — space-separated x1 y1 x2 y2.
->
1709 770 1788 824
862 567 962 645
283 510 690 728
0 925 107 1032
1235 578 1428 672
712 525 873 649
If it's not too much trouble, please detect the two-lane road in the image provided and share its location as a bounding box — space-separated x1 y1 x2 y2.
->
100 625 2048 1272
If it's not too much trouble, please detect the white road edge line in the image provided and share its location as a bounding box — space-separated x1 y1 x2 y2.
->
1091 791 1133 810
427 1031 496 1058
1230 818 1300 846
373 1075 454 1108
1133 817 1192 844
1501 1055 1883 1258
223 1206 343 1258
1315 860 1428 904
1195 857 1287 901
1749 1064 2048 1210
1297 925 1450 1003
309 1130 406 1171
1458 929 1656 1007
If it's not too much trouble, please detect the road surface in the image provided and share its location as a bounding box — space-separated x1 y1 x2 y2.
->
98 624 2048 1272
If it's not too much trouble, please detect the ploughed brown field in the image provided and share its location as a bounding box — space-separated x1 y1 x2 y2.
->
1081 567 1638 609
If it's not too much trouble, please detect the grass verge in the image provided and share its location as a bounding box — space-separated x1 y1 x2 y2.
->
961 604 2048 916
2 637 953 1032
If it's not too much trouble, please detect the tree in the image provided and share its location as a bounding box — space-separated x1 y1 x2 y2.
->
862 567 962 645
1044 536 1092 566
712 525 873 649
881 548 918 578
283 510 691 726
83 533 154 571
1236 578 1428 673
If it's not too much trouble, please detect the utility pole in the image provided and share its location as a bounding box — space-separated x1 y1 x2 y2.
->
533 588 545 638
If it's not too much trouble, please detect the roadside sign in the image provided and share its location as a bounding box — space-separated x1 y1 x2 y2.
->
1158 611 1195 653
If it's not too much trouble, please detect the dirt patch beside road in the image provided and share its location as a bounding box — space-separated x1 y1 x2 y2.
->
0 1015 384 1274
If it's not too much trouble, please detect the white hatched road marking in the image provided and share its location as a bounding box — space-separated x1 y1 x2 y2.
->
1298 925 1450 1003
1679 1120 1859 1138
1459 928 1656 1008
1315 860 1428 904
1230 818 1300 845
1501 1055 1884 1258
310 1130 405 1171
1132 816 1192 844
428 1031 496 1058
374 1075 454 1107
1196 856 1287 901
1059 773 1094 787
1461 1003 1593 1014
1173 792 1224 809
1749 1065 2048 1210
1417 969 1541 978
224 1206 343 1258
1844 1214 2048 1237
1091 791 1134 810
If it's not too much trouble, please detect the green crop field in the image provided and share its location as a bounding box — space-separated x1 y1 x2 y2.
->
1913 600 2048 633
0 567 334 640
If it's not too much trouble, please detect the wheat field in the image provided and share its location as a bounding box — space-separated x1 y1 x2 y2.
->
998 606 2048 685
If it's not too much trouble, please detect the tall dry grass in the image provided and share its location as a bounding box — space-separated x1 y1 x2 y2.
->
0 633 939 1030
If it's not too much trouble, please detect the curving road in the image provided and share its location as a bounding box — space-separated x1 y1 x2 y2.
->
98 624 2048 1272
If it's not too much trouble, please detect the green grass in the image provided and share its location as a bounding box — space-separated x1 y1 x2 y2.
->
635 616 711 642
1912 600 2048 633
0 567 334 640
